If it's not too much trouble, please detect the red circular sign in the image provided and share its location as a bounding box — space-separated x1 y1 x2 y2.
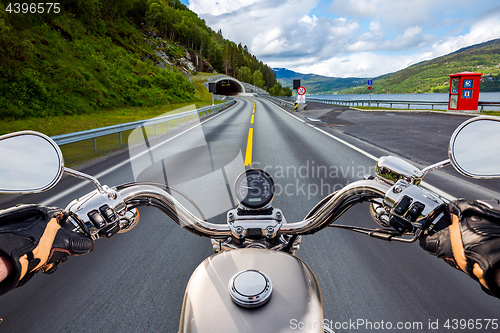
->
297 86 306 95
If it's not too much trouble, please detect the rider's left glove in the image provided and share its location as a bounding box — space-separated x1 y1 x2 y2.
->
0 204 94 295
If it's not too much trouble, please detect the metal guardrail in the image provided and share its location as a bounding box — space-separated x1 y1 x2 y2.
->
307 97 500 112
307 98 449 110
51 100 235 152
478 101 500 112
258 94 296 110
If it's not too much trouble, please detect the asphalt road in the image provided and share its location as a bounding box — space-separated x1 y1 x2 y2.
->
0 98 499 333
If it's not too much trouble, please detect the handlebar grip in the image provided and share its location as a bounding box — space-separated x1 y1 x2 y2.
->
429 213 451 234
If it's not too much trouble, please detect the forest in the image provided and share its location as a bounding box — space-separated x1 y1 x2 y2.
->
0 0 282 119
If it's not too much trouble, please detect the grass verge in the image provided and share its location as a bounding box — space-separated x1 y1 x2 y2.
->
0 100 221 137
0 73 224 168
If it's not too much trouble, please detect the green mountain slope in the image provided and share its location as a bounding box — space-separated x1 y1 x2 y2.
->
0 0 276 120
341 38 500 94
275 38 500 95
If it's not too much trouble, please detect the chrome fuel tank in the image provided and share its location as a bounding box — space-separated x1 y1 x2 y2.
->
179 248 323 333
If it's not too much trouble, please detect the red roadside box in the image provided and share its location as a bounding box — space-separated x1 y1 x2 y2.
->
448 72 482 111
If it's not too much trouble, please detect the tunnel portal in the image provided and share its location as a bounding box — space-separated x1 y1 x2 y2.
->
213 77 246 95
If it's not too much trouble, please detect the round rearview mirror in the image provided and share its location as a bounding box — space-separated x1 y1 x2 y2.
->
449 116 500 179
0 131 64 193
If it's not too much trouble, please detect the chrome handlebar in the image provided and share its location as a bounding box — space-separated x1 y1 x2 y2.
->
117 185 232 239
65 156 447 241
113 180 390 239
281 180 390 235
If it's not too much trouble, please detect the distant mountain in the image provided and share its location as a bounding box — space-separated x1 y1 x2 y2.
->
273 68 368 94
273 68 302 79
275 38 500 95
341 38 500 94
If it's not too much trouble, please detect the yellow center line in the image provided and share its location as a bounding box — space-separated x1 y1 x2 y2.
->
244 128 253 166
244 100 256 166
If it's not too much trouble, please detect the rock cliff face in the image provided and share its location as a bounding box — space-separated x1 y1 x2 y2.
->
143 29 215 76
186 50 215 74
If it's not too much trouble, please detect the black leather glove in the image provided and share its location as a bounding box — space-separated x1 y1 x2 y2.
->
0 204 94 295
420 199 500 298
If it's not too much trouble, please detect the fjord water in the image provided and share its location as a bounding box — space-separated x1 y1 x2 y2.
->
311 92 500 111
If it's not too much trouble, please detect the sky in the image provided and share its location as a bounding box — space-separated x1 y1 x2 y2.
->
179 0 500 78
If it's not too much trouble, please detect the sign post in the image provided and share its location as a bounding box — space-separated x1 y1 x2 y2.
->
208 82 216 106
297 86 306 104
367 80 373 107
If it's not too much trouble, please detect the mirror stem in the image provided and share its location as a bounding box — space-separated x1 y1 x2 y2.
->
64 167 105 193
421 159 451 177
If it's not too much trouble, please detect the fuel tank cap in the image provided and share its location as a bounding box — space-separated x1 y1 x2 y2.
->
228 269 273 308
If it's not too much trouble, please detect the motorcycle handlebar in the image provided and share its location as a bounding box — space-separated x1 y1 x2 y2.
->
281 179 390 235
117 180 391 239
118 185 232 239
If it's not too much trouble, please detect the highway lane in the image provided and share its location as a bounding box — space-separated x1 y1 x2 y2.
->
250 98 500 332
0 96 499 332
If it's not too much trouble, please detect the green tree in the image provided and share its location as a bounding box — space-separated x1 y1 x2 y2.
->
282 87 293 97
237 66 252 83
252 70 265 89
269 83 282 96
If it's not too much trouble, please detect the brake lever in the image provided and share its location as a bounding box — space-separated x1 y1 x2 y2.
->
328 224 422 243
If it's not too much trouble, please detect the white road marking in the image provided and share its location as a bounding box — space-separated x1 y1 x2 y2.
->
306 123 379 161
270 102 458 202
264 100 305 123
40 101 240 206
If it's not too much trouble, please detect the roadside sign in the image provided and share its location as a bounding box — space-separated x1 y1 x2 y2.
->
297 86 306 95
297 94 305 103
293 79 301 90
367 80 373 106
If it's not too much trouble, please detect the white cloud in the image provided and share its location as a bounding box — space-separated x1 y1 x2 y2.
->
369 21 381 34
192 0 323 56
188 0 500 78
293 53 417 78
346 25 436 52
428 15 500 59
251 28 293 55
329 0 469 27
299 14 318 26
189 0 263 16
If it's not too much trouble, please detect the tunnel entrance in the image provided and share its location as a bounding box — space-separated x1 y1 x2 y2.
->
214 78 245 95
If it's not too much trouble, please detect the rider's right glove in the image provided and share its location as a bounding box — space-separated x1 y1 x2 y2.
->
420 199 500 298
0 204 94 295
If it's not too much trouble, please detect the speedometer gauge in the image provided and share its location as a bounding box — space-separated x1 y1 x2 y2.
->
234 169 275 209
